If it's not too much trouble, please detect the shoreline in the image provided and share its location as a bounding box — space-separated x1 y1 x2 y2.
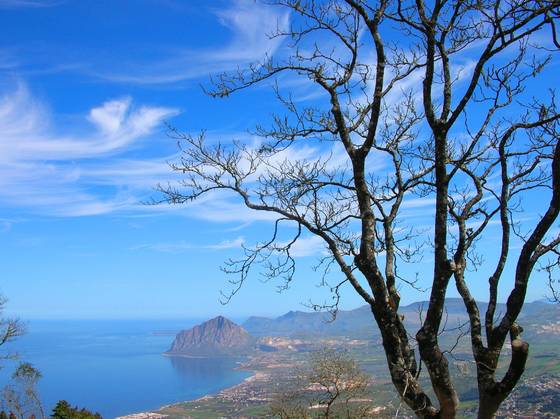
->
117 357 258 419
162 352 251 360
183 368 260 404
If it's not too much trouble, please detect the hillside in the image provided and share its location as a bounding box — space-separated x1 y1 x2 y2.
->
243 299 560 338
166 316 254 357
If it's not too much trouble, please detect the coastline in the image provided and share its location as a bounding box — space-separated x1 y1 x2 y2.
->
177 368 261 404
117 358 259 419
161 352 219 359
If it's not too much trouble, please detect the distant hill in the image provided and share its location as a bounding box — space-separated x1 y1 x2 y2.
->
243 299 560 338
166 316 254 357
243 306 373 337
164 300 559 357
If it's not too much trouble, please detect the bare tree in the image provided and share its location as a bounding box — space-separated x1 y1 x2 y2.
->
0 296 24 365
0 296 31 419
270 348 371 418
159 1 560 418
2 363 44 419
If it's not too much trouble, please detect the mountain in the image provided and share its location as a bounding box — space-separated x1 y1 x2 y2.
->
243 305 374 338
243 299 560 338
164 300 559 357
166 316 255 357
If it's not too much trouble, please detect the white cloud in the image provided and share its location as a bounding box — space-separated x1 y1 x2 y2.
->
0 0 58 8
0 89 336 222
182 192 280 223
211 0 288 62
97 0 290 84
0 217 22 232
132 236 245 253
133 232 326 258
0 83 177 162
0 81 178 216
288 235 327 258
208 237 245 250
88 98 131 134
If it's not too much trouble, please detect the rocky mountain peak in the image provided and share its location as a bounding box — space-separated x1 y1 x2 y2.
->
166 316 254 357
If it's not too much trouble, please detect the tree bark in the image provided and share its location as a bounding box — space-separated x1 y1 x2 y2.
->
367 304 443 417
477 395 500 419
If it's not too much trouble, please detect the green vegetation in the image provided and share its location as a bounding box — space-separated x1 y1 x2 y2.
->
50 400 101 419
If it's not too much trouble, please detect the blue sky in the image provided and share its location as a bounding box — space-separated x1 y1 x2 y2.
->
0 0 557 320
0 0 341 319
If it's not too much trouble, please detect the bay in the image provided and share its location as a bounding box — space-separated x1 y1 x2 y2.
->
0 319 251 418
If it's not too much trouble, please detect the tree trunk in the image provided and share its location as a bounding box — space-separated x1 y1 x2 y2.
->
477 394 500 419
368 305 444 417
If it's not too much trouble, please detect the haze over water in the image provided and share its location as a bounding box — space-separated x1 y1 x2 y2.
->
0 319 251 418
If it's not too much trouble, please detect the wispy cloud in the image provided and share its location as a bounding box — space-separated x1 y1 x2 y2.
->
0 217 23 232
0 49 19 69
179 192 280 223
132 234 326 258
0 80 178 216
0 0 60 8
132 236 245 253
95 0 290 84
0 81 322 222
0 85 177 161
286 235 327 258
0 81 348 223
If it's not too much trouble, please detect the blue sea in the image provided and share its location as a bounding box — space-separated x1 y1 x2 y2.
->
0 319 251 418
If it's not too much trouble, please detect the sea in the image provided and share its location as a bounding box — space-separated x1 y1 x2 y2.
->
0 319 251 418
